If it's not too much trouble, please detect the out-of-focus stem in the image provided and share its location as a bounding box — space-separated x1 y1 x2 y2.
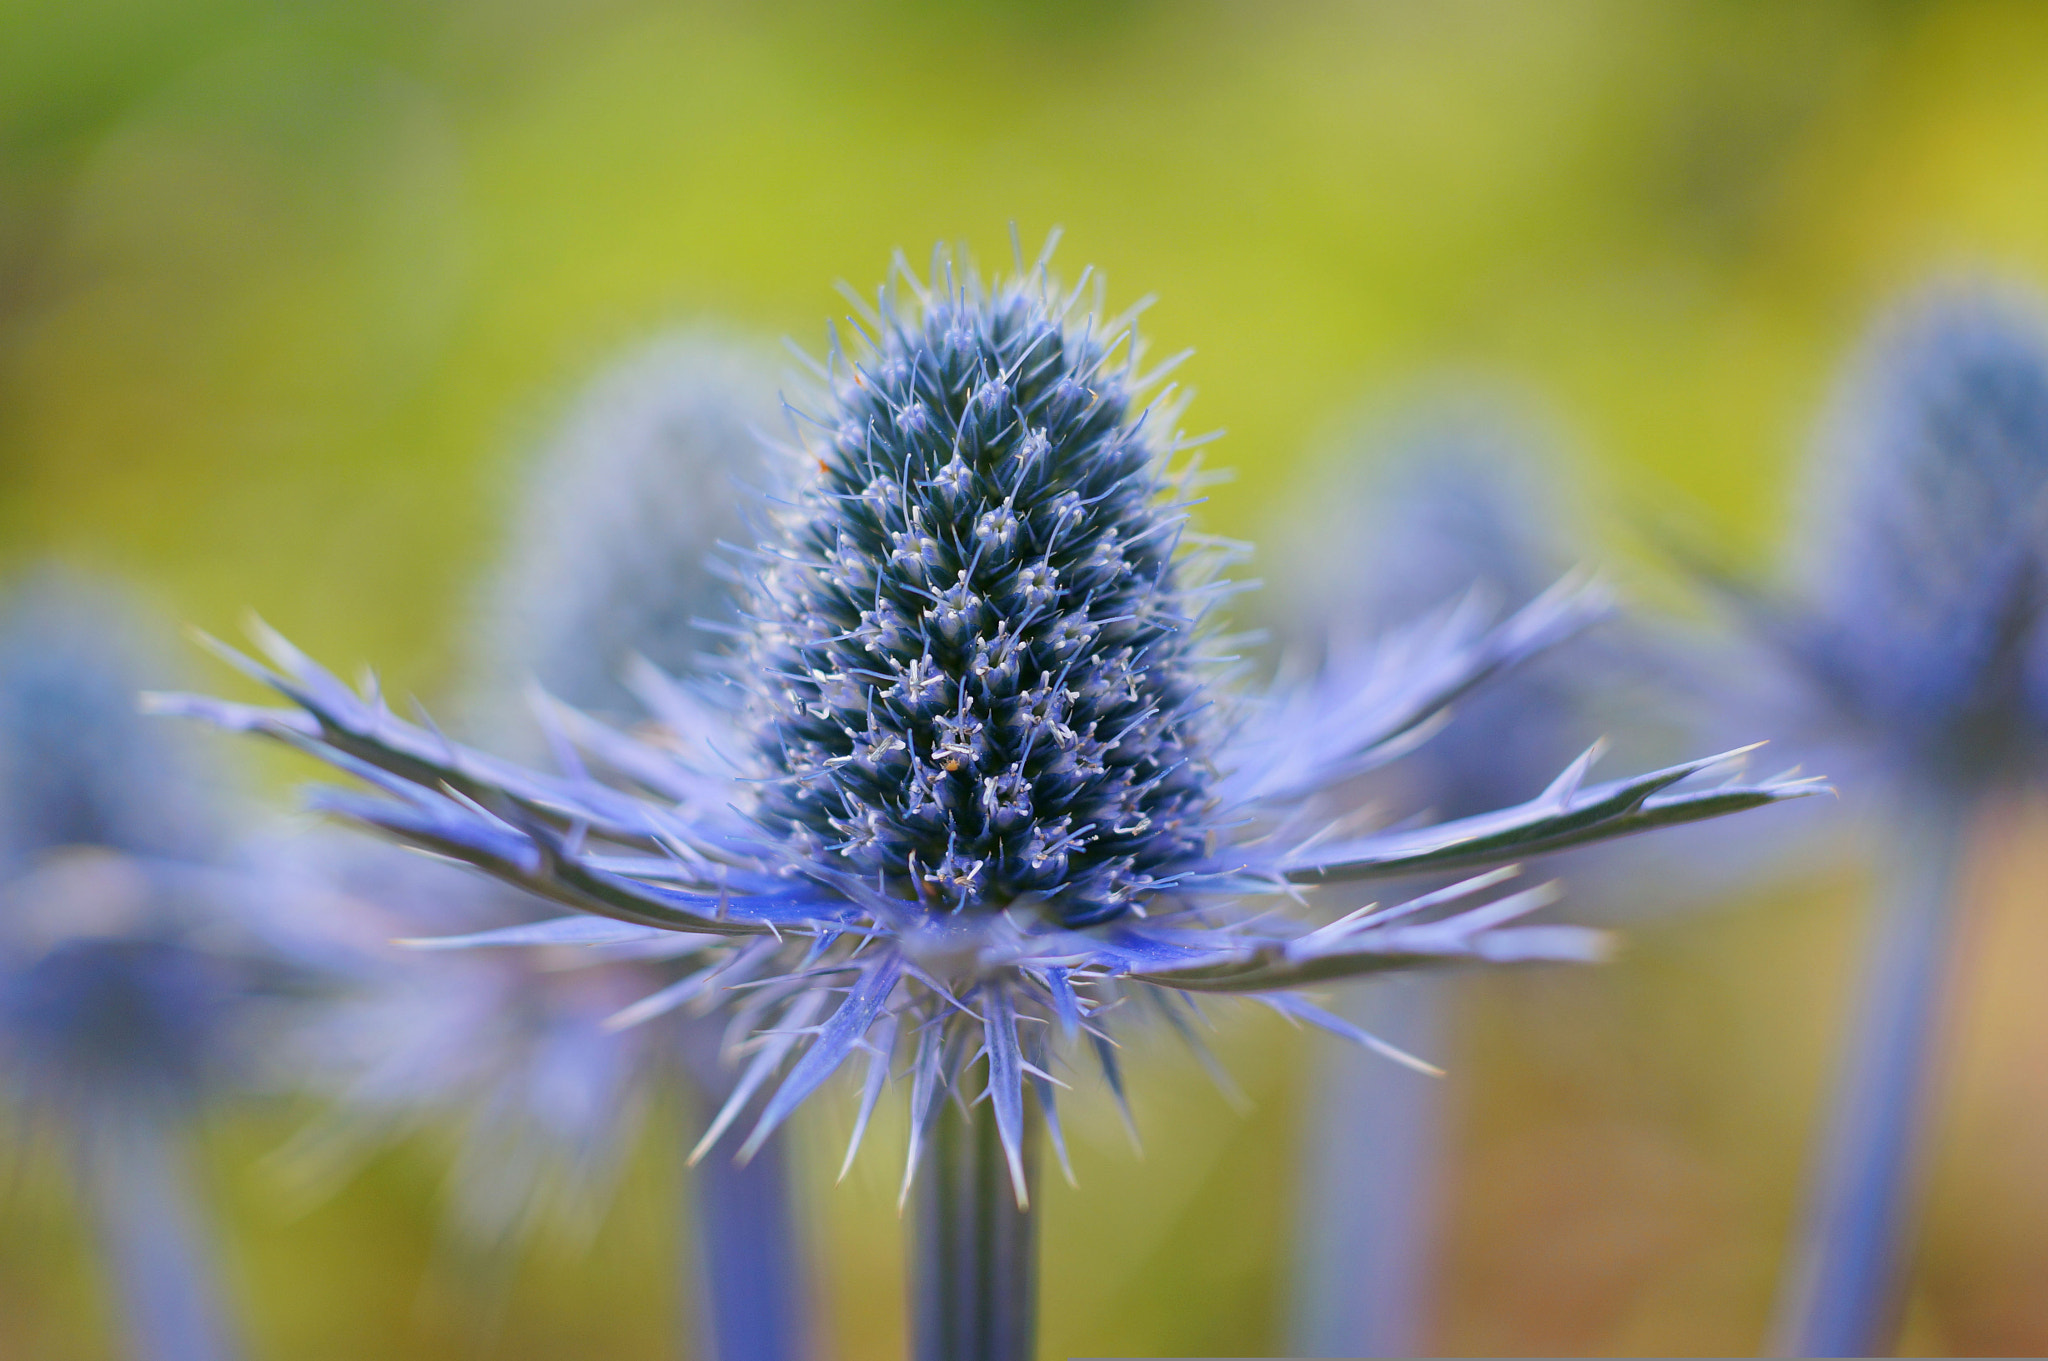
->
85 1118 241 1361
910 1083 1038 1361
1773 797 1973 1358
1290 973 1445 1358
691 1127 808 1361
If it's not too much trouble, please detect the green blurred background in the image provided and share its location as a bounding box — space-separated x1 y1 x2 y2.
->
8 0 2048 1355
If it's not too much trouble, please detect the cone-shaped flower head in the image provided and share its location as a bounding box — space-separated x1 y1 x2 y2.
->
287 335 776 1244
162 248 1822 1198
0 572 249 1128
746 272 1220 927
1269 403 1593 822
1795 286 2048 781
472 334 768 724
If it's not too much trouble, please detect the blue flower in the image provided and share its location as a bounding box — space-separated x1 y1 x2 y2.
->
160 247 1820 1204
273 333 812 1360
1701 283 2048 1358
466 332 771 730
278 336 774 1235
0 571 250 1128
1268 399 1611 1359
1737 285 2048 789
1265 397 1601 821
0 569 293 1361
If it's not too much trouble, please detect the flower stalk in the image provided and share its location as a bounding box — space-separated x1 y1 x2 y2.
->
692 1127 808 1361
911 1069 1039 1361
1773 795 1973 1358
1291 974 1445 1358
86 1120 241 1361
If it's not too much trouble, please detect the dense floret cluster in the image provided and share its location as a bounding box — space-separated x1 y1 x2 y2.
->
748 282 1221 925
1802 288 2048 774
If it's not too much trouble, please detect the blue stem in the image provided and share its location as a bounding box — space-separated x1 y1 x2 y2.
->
690 1127 809 1361
1773 798 1972 1358
1290 973 1445 1359
910 1086 1038 1361
84 1119 241 1361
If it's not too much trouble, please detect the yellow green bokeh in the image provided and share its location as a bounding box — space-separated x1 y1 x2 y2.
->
9 2 2048 1354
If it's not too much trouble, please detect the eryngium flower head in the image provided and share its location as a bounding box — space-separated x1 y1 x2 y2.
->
0 572 261 1128
470 332 768 727
285 334 779 1242
163 247 1820 1199
1720 285 2048 787
1267 399 1595 821
745 268 1222 927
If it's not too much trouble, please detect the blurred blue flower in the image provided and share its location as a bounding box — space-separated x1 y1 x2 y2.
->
1265 399 1601 821
160 245 1818 1356
1733 287 2048 791
1269 399 1614 1359
275 333 810 1360
466 333 773 731
0 570 284 1361
1713 284 2048 1357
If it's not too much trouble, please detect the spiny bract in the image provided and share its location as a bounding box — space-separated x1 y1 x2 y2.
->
160 244 1820 1201
749 275 1220 927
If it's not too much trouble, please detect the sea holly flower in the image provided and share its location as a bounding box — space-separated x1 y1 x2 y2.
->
0 570 311 1361
1692 286 2048 1359
466 333 775 730
1270 405 1613 1361
273 334 811 1361
1738 288 2048 782
156 242 1819 1360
